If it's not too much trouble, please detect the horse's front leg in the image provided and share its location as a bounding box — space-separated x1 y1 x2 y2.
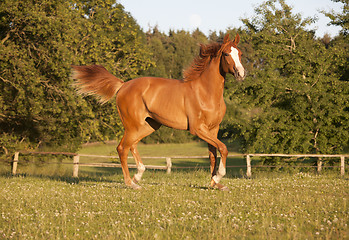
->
208 143 218 178
192 124 229 191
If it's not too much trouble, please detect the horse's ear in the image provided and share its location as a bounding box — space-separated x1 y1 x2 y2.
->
233 33 240 45
223 33 230 43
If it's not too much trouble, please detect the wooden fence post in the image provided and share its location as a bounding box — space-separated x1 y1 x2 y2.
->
246 155 252 178
340 156 345 176
166 157 172 174
73 155 80 178
12 152 19 175
317 158 323 174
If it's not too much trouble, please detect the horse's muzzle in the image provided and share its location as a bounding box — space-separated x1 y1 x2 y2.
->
234 67 245 81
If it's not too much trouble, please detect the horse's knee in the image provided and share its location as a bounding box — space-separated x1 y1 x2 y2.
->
117 144 129 158
116 144 123 155
218 144 228 158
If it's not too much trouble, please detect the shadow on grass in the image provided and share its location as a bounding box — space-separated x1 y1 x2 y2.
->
0 172 121 184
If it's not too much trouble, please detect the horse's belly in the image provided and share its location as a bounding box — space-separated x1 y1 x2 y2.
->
144 88 188 130
148 106 188 130
121 77 189 130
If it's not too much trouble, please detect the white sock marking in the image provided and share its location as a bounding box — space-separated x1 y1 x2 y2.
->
134 163 145 182
213 160 226 183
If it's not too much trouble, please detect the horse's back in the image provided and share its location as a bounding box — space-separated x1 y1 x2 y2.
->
117 77 185 99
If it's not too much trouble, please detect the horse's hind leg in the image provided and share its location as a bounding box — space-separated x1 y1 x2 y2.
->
130 144 145 183
130 118 162 183
117 133 139 189
117 124 157 189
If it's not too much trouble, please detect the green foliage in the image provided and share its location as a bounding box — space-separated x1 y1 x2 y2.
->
322 0 349 35
223 0 349 157
0 0 89 154
143 28 208 79
0 0 152 158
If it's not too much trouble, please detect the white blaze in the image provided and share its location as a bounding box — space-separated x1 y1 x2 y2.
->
230 46 245 77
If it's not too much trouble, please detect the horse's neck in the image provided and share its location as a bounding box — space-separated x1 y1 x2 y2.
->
195 57 225 98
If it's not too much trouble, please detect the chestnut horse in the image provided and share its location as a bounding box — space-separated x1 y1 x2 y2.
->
72 33 245 190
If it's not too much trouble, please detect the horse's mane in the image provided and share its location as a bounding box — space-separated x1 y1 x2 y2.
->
183 42 223 81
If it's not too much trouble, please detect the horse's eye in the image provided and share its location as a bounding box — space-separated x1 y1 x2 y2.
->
223 52 230 56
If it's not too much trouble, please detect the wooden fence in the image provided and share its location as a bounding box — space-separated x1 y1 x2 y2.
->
11 151 348 177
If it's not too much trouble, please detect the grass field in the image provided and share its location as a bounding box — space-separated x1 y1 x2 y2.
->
1 171 348 239
1 142 348 239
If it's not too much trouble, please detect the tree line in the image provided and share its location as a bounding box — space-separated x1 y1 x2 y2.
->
0 0 348 160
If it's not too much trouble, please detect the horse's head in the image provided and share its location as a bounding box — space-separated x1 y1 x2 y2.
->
220 33 245 81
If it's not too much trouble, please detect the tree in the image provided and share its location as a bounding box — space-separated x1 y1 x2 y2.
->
0 0 87 155
144 28 208 79
0 0 153 158
322 0 349 35
322 0 349 82
223 0 349 155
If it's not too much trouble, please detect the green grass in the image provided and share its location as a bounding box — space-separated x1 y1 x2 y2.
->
1 142 348 239
0 171 348 239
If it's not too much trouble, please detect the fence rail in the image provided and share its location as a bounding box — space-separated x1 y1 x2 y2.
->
11 151 348 177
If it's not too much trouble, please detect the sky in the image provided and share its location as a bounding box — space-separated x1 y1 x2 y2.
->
118 0 343 38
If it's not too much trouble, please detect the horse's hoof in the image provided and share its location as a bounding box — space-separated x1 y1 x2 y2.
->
219 185 230 191
210 179 229 191
127 181 142 190
215 183 229 191
132 176 139 184
131 182 142 190
210 179 216 188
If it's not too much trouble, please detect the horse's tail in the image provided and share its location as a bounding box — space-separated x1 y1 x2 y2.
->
72 65 124 104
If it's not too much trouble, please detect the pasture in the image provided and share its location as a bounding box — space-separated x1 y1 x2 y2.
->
1 142 348 239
